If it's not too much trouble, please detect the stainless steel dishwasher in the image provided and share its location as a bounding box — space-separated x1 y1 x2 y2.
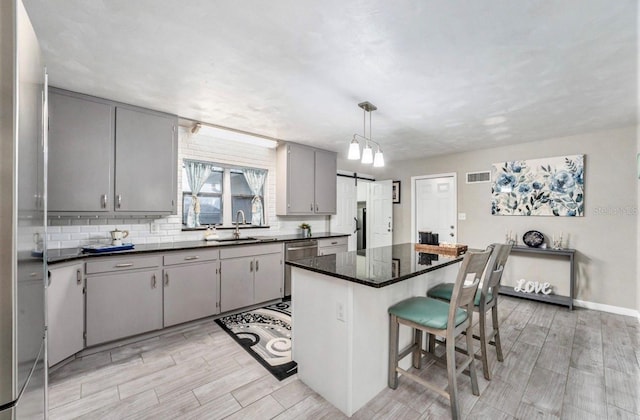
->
284 239 318 297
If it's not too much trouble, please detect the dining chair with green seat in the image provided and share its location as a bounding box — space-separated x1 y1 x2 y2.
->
427 243 512 380
388 249 492 420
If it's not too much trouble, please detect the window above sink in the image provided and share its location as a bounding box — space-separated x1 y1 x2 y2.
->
181 159 269 230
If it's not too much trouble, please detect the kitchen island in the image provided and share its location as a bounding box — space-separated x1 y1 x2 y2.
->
287 244 464 417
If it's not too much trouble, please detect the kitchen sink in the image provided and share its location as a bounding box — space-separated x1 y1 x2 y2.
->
214 237 259 243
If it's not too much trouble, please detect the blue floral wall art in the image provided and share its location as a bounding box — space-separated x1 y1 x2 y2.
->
491 155 584 216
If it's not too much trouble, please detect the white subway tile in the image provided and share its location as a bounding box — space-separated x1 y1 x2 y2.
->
70 233 90 240
60 240 80 248
50 233 70 241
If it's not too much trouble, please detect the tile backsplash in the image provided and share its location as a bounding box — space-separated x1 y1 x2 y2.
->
47 215 330 249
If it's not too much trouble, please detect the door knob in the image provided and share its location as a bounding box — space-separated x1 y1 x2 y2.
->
450 225 454 229
450 233 454 237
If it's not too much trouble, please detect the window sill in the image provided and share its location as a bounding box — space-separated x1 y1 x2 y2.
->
181 225 270 232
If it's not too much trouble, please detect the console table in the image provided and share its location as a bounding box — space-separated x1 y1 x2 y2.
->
499 245 576 310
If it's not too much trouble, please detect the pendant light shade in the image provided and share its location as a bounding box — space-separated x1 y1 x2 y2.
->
373 147 385 167
348 101 385 168
361 144 373 164
348 137 361 160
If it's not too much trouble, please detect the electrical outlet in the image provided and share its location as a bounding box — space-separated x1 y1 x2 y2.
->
458 212 467 221
336 302 345 322
150 222 160 234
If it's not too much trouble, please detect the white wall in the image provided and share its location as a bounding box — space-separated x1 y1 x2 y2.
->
637 122 640 316
47 128 329 248
373 126 637 310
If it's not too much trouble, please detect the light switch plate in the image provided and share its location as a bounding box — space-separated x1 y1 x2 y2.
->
458 213 467 220
150 222 160 234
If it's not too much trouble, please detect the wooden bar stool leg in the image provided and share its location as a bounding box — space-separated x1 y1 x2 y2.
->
446 331 460 420
492 303 504 362
466 323 480 396
412 329 423 369
388 314 399 389
428 333 435 354
478 310 491 380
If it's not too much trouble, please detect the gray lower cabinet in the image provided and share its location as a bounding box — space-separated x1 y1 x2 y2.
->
317 237 348 256
86 268 163 346
220 243 284 313
220 256 255 313
48 89 114 213
163 261 220 327
254 252 283 303
47 262 84 366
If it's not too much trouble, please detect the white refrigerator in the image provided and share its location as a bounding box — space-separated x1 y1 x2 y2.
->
0 0 48 418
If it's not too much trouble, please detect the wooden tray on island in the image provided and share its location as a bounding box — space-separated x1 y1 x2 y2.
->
414 243 468 256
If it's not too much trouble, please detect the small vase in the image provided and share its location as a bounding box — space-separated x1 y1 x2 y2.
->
302 228 310 238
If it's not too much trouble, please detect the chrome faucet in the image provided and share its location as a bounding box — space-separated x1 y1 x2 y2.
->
234 210 246 239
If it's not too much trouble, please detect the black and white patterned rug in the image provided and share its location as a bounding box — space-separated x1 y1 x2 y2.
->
215 300 297 380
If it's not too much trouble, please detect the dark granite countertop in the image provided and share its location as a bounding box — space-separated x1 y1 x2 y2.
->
47 232 349 264
286 243 465 288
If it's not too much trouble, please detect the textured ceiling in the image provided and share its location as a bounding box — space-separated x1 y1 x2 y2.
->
24 0 637 163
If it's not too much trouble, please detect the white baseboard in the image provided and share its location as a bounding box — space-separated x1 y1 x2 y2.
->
573 299 639 320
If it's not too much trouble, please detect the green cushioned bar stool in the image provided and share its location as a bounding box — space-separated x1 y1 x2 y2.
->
388 250 491 420
427 243 512 380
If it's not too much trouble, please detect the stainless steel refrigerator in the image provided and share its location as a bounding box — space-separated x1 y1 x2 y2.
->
0 1 48 418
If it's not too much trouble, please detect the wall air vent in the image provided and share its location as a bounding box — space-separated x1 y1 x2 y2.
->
466 171 491 184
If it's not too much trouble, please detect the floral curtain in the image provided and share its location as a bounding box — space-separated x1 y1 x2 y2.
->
243 168 267 226
184 160 213 227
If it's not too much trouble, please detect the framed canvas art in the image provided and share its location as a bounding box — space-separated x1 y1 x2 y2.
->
491 155 584 216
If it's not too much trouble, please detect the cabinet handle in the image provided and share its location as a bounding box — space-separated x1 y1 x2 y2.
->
117 194 122 209
151 274 157 289
184 256 199 261
331 241 338 245
165 273 169 286
76 269 82 285
101 194 107 209
316 203 319 212
310 203 313 211
256 260 259 272
115 263 134 268
250 260 254 272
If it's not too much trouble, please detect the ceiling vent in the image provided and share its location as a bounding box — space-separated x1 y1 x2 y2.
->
466 171 491 184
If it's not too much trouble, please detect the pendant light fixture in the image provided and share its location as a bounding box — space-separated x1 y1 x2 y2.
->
347 101 385 167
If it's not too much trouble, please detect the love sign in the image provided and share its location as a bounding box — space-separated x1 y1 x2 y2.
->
514 279 552 295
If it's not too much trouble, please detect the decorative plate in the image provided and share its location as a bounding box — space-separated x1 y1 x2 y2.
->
522 230 544 248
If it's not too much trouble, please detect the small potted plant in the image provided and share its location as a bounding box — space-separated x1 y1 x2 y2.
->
299 223 311 237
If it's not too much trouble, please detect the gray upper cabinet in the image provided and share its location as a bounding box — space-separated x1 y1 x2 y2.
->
48 90 114 212
285 144 315 213
313 149 337 214
115 107 177 213
276 142 337 215
47 88 177 215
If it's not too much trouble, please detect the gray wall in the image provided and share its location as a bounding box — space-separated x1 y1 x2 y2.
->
362 126 637 310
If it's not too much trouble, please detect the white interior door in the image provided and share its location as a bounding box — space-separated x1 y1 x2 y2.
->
330 176 357 251
413 175 457 244
368 180 393 248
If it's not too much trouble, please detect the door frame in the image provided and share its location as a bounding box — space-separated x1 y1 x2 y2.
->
410 172 457 244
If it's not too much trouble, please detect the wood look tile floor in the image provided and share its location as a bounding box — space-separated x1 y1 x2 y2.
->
48 297 640 419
